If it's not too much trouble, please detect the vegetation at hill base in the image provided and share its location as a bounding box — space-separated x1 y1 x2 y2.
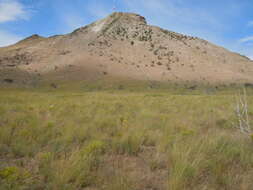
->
0 84 253 190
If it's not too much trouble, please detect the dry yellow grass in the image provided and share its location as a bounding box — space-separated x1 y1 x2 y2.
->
0 86 253 190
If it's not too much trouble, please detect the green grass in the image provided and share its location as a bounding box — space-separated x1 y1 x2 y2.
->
0 86 253 190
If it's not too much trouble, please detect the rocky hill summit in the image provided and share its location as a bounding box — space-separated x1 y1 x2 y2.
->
1 12 253 86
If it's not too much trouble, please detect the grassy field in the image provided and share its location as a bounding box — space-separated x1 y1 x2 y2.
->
0 85 253 190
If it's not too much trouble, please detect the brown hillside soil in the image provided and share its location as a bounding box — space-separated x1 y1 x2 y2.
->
0 12 253 86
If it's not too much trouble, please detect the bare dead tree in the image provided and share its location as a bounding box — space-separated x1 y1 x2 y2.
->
234 88 252 136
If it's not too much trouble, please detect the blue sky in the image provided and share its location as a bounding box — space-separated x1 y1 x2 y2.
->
0 0 253 59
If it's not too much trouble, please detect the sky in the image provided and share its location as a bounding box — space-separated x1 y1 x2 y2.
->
0 0 253 59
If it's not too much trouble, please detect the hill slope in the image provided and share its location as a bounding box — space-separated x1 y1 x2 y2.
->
0 12 253 86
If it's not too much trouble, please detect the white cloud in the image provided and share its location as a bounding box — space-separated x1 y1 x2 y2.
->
0 0 28 23
239 36 253 43
0 30 22 47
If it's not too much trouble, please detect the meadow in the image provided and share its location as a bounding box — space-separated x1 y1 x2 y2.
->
0 83 253 190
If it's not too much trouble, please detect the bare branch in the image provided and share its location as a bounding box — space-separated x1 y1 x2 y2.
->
234 88 252 136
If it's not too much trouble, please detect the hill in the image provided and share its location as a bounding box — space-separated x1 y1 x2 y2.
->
0 12 253 87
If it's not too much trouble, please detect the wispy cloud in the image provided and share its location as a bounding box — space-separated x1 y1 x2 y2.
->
86 2 112 19
0 30 22 47
0 0 29 23
239 36 253 43
62 14 86 33
122 0 224 28
0 0 29 46
247 21 253 27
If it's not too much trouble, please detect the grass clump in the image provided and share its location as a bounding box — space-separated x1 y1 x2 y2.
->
0 166 32 190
